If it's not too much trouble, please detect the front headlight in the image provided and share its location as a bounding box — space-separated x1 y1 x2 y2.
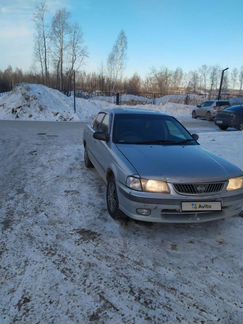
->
126 176 142 191
141 179 170 193
126 176 170 193
226 176 243 191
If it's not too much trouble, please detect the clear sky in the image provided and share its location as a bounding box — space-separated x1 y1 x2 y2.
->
0 0 242 77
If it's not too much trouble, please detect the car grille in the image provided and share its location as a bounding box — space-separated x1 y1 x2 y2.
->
173 182 225 195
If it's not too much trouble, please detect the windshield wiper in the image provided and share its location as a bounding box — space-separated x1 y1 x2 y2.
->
116 139 196 145
133 140 179 145
174 139 196 145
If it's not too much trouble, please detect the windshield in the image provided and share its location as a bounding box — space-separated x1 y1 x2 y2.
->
113 114 197 145
201 101 214 107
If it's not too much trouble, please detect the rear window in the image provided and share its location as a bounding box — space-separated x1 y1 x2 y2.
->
216 101 230 107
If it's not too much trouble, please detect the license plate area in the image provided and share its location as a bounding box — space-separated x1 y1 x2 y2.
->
181 201 222 212
215 120 223 124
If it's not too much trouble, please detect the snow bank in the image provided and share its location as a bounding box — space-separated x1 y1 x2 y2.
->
0 84 79 121
93 94 204 106
77 101 195 123
155 94 205 105
0 83 196 123
93 94 152 105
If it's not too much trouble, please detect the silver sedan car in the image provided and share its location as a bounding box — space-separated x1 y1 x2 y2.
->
83 108 243 223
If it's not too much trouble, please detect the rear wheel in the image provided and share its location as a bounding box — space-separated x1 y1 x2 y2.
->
192 110 197 119
84 147 93 168
106 176 121 219
206 112 212 121
218 125 228 131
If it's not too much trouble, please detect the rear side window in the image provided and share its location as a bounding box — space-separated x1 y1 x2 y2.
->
93 113 105 131
165 120 185 139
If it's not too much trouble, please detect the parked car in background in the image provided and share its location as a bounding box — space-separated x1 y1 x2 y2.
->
192 100 230 120
215 105 243 130
83 108 243 223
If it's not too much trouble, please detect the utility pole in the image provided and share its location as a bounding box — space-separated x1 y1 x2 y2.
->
217 67 229 100
73 70 76 113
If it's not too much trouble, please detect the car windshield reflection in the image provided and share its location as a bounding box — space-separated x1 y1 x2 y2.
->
113 114 197 145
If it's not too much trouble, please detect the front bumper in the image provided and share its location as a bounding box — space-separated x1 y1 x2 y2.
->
117 183 243 223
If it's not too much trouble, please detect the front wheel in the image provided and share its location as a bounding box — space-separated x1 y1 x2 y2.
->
84 147 93 168
106 176 121 219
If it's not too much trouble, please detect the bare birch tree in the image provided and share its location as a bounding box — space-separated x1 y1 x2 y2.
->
33 1 49 84
239 66 243 92
199 64 209 92
67 23 88 80
231 68 238 89
51 9 71 90
172 67 183 89
107 30 127 91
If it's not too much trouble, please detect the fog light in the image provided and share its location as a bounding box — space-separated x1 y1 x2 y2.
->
136 208 151 216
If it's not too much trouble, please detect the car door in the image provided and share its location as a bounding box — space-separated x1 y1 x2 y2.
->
202 101 215 117
87 112 105 169
197 101 212 117
92 113 112 181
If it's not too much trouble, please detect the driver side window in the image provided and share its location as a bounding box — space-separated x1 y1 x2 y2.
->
99 114 110 134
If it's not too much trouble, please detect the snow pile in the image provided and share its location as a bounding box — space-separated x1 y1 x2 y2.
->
155 94 205 105
147 102 195 121
0 83 196 123
0 92 9 98
77 101 195 123
76 98 112 122
0 84 80 121
92 93 205 106
93 94 153 105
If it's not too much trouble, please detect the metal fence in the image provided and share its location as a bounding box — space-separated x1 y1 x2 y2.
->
74 89 208 106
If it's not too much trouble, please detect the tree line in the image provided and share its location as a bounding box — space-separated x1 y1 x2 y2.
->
0 1 242 97
1 64 242 97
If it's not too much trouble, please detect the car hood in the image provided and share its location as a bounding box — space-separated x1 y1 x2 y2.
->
116 144 242 182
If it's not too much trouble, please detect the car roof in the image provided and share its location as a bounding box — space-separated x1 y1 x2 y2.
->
107 108 169 116
203 100 229 103
225 105 243 111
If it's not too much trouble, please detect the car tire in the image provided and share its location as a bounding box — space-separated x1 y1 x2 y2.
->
106 176 121 219
206 112 212 121
218 125 228 131
84 147 93 168
238 123 243 131
192 110 197 119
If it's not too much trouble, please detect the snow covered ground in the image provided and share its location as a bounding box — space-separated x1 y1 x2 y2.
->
0 119 242 324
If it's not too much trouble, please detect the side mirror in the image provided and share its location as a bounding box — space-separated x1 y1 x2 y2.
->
192 133 199 141
93 131 109 141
